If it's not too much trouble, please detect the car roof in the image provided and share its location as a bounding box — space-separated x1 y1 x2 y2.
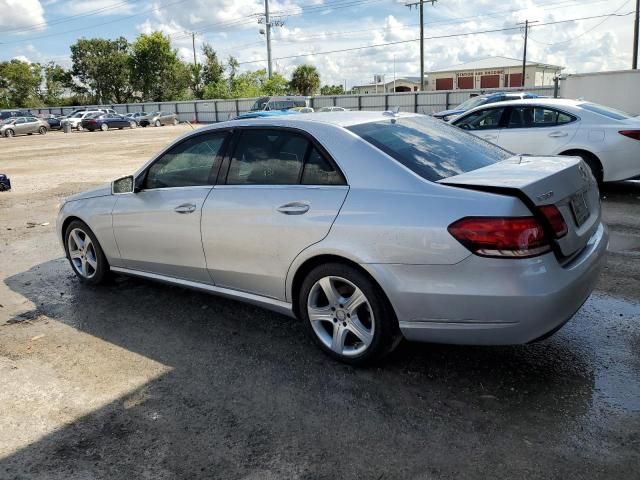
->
224 110 420 128
459 98 586 115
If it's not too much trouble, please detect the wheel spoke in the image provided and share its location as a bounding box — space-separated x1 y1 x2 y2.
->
71 230 84 250
318 277 340 305
343 287 366 314
83 239 93 255
86 255 97 270
331 324 349 354
347 317 373 347
81 259 88 276
69 249 82 260
308 305 334 324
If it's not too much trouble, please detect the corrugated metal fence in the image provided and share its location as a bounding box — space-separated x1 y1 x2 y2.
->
34 86 555 122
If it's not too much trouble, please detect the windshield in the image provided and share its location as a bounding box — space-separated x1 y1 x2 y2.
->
348 115 509 182
0 118 15 125
250 97 270 111
581 102 633 120
456 96 488 111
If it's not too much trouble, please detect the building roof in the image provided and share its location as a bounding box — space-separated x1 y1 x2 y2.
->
353 76 421 89
428 56 563 73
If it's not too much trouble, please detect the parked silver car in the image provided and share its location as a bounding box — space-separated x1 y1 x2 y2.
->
1 116 49 137
139 111 178 127
56 112 607 364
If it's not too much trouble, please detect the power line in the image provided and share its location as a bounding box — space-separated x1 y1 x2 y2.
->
0 0 191 45
236 11 636 65
0 0 132 34
527 0 633 46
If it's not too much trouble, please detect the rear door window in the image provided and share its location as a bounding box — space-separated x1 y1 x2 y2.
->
301 148 344 185
226 129 308 185
507 107 576 128
349 115 509 182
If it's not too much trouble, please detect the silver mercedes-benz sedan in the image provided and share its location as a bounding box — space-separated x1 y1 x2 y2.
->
57 111 608 364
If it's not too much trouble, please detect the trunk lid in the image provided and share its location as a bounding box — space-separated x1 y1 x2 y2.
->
439 155 601 259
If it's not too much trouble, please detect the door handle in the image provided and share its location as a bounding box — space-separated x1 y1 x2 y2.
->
482 135 497 140
549 131 568 138
174 203 196 214
277 202 310 215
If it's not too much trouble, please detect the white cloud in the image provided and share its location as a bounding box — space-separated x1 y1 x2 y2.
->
55 0 134 16
0 0 46 31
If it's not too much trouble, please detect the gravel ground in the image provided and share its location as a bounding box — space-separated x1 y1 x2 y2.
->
0 126 639 480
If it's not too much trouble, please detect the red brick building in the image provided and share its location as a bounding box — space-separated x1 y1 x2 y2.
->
425 56 563 91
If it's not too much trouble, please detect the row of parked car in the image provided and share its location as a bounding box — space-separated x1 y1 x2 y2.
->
0 108 179 138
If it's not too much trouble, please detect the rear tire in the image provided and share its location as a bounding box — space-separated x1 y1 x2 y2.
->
154 119 161 127
298 263 402 366
172 118 178 126
38 126 47 135
562 150 603 185
64 220 109 285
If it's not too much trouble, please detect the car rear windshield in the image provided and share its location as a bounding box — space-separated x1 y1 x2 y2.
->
580 103 633 120
347 115 510 182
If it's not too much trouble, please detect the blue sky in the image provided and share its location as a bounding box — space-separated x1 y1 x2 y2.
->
1 0 637 88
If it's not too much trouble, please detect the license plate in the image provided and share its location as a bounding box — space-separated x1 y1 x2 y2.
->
570 191 590 227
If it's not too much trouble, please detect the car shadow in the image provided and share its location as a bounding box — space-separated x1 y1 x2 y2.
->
1 257 633 479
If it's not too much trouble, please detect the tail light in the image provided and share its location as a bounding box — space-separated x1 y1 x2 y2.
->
448 217 550 258
619 130 640 141
538 205 568 238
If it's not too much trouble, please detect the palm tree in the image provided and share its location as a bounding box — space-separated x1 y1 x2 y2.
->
290 64 320 96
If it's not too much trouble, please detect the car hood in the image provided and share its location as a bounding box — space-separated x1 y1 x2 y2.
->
64 184 112 203
433 109 464 118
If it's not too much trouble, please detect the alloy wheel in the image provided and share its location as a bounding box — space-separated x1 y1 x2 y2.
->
307 276 375 357
67 228 98 279
5 129 14 137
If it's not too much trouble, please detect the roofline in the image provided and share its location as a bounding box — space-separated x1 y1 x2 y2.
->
427 56 564 74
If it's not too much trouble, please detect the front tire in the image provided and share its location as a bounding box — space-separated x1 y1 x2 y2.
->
4 129 14 138
154 119 161 127
130 121 137 129
299 263 401 365
100 123 109 131
64 220 109 285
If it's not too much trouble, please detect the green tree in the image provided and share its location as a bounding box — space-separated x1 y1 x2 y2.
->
43 62 71 105
290 64 320 96
263 72 289 95
70 37 131 104
230 69 267 98
320 84 344 96
129 32 189 102
201 43 225 85
0 59 43 108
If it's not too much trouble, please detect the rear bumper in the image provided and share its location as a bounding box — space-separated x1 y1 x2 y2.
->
366 223 608 345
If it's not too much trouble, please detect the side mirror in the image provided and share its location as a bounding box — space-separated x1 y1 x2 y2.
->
112 175 134 194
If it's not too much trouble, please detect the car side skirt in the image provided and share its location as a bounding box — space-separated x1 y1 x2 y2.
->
110 267 295 318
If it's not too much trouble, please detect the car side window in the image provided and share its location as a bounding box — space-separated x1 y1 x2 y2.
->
15 118 26 124
456 108 505 131
301 148 344 185
508 107 576 128
227 129 308 185
144 132 227 189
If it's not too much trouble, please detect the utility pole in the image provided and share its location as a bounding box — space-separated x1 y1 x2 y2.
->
633 0 639 69
192 32 197 65
406 0 438 92
517 19 538 87
265 0 272 78
259 0 283 78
